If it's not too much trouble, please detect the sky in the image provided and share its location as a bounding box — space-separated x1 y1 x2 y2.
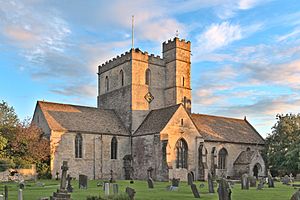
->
1 0 300 138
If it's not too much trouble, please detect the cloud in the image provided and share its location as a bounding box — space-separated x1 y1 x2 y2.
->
276 27 300 42
195 22 242 53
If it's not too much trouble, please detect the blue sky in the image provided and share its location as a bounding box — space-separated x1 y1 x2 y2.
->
1 0 300 137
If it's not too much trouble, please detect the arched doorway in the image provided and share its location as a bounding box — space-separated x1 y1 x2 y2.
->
253 163 261 179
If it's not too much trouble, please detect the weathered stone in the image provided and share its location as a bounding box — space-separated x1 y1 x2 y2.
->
257 178 264 190
217 178 231 200
147 178 154 189
208 172 214 193
282 175 290 185
172 178 180 187
241 174 249 190
290 189 300 200
249 176 256 187
18 189 23 200
187 172 193 185
268 174 274 188
104 183 110 196
112 183 119 195
191 183 200 198
79 174 88 189
125 187 136 200
66 175 73 193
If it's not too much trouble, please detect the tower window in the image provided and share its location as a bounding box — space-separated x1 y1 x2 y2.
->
105 76 109 92
75 133 83 158
176 139 188 169
145 69 151 85
181 119 184 126
111 136 118 159
120 70 124 86
182 77 185 87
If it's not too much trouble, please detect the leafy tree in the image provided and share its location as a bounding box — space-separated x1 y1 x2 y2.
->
265 114 300 176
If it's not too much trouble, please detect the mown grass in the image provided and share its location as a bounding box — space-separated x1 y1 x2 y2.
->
0 179 298 200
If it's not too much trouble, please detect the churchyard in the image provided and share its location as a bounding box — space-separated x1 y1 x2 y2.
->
0 179 299 200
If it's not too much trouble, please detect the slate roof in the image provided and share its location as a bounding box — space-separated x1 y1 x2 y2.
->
191 114 265 144
37 101 129 135
134 104 181 136
234 150 255 165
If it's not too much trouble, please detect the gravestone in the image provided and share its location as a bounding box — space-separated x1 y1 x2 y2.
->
66 175 73 193
39 198 49 200
147 178 154 189
19 181 25 190
191 183 200 198
147 167 153 179
187 172 193 185
290 189 300 200
112 183 119 195
79 174 88 189
172 178 180 187
241 174 249 190
257 178 264 190
217 178 232 200
249 176 256 187
296 174 300 181
4 185 8 200
125 187 136 200
282 175 290 185
268 174 274 188
109 170 115 183
208 172 215 193
55 172 59 180
104 183 110 196
290 173 294 183
50 161 72 200
0 195 3 200
18 189 23 200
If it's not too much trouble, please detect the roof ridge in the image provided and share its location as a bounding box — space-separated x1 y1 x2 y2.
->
151 103 181 111
191 113 244 121
38 100 97 109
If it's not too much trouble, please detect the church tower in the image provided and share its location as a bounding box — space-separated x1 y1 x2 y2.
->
163 38 192 113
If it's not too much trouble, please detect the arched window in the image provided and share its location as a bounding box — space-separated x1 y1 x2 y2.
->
218 148 228 169
246 147 251 151
105 76 109 92
145 69 151 85
120 70 124 86
176 139 188 169
75 134 83 158
111 136 118 159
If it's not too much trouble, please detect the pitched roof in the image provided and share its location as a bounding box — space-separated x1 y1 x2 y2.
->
191 114 265 144
37 101 129 135
134 104 181 136
234 150 255 165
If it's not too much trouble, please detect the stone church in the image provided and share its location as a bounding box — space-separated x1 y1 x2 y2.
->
32 37 266 181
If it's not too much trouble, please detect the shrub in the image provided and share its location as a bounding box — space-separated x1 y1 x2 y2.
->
0 158 15 172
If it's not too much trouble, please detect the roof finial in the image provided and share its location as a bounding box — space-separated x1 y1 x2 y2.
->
132 15 134 49
175 30 179 38
244 116 247 120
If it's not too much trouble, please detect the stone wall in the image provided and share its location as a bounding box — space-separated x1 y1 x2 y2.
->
51 132 131 180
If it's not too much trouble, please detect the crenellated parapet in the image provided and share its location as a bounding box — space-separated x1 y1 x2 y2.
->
162 37 191 53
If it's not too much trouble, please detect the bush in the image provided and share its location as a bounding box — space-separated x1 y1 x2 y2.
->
0 158 15 172
36 162 51 179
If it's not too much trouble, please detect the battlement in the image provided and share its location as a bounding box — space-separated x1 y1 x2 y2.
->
162 37 191 53
99 48 165 74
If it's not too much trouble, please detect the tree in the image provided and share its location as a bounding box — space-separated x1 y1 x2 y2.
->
265 114 300 176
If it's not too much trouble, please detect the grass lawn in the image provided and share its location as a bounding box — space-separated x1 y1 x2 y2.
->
0 179 298 200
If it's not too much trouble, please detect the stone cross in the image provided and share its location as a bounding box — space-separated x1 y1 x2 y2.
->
60 161 69 191
217 178 232 200
208 172 215 193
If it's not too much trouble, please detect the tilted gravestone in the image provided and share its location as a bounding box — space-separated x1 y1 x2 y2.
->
172 178 180 187
125 187 136 200
208 172 215 193
241 174 249 190
50 161 72 200
112 183 119 195
249 176 256 187
290 189 300 200
268 174 275 188
147 178 154 189
187 172 193 185
282 175 290 185
217 178 232 200
191 183 200 198
79 174 88 189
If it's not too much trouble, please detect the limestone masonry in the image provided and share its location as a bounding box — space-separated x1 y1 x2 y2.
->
32 37 266 181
